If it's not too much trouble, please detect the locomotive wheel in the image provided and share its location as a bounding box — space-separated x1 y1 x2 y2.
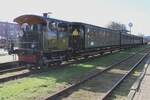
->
84 55 89 59
26 64 34 70
52 60 62 66
38 59 44 66
18 61 23 66
110 50 113 53
37 57 50 69
100 52 104 55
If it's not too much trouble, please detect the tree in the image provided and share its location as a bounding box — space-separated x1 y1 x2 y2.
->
137 33 144 37
107 21 127 31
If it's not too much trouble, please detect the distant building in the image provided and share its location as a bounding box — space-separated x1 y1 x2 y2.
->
0 22 21 48
0 22 21 39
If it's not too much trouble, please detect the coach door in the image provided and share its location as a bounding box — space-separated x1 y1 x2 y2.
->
69 25 84 50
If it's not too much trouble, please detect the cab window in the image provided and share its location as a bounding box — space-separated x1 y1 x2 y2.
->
31 24 38 31
58 23 68 32
58 23 68 38
49 21 57 32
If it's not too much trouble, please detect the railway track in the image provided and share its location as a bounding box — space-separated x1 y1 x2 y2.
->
44 48 150 100
0 47 147 83
0 60 32 83
0 66 27 74
0 61 19 70
101 53 149 100
0 49 121 83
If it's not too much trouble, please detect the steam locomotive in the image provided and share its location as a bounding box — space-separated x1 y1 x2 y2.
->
11 13 143 65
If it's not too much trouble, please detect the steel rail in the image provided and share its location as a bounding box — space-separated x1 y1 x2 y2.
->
44 49 148 100
0 71 32 83
0 66 27 75
127 59 150 100
0 61 19 70
101 52 149 100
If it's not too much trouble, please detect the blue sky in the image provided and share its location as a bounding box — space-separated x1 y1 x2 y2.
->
0 0 149 36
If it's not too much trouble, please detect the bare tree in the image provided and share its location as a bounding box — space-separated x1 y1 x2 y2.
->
107 21 127 31
137 33 144 37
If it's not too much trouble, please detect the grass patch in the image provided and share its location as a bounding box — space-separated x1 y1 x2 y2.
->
0 46 149 100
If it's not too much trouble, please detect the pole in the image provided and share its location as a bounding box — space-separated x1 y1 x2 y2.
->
128 22 133 35
130 27 131 34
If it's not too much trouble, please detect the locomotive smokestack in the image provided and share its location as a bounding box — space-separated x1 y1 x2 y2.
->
43 12 52 18
43 13 48 18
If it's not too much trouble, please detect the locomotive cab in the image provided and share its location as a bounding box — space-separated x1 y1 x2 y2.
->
13 15 82 64
14 15 47 63
47 21 69 51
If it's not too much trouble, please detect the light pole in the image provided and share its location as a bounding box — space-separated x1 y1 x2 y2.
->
128 22 133 34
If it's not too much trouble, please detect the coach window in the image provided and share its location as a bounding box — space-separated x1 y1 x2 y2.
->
79 27 84 37
86 28 90 38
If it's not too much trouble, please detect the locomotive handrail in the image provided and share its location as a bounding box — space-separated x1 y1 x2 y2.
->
17 42 39 44
14 48 39 51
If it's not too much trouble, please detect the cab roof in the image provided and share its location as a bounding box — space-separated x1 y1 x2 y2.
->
14 15 47 25
14 14 71 25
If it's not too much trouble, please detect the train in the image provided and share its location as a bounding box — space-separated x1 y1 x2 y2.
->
10 13 143 66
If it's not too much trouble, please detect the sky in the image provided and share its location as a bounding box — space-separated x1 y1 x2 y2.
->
0 0 149 36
